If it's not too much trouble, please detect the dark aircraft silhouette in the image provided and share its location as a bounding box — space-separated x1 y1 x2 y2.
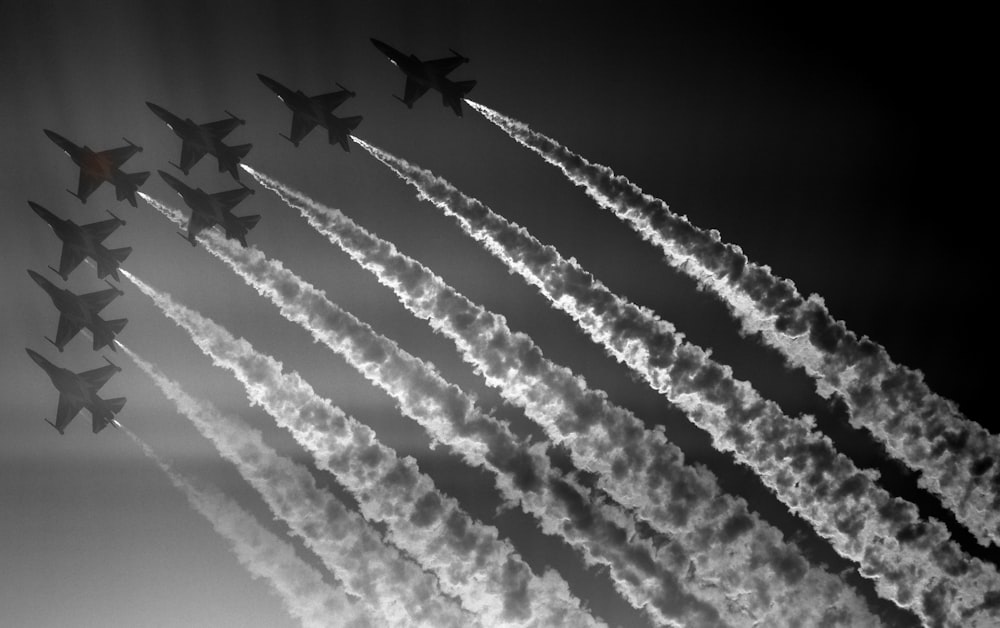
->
257 74 362 151
370 39 476 117
158 171 260 247
43 129 149 207
29 201 131 282
28 269 127 353
146 102 252 181
27 348 125 434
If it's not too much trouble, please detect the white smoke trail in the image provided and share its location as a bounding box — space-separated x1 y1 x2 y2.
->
139 192 726 627
119 268 601 628
119 343 471 628
123 428 374 628
350 139 1000 626
242 166 883 627
466 100 1000 549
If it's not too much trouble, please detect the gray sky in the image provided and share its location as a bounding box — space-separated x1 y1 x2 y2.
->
1 2 993 626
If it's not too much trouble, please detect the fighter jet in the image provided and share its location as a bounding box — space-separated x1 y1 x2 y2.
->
146 102 252 181
43 130 149 207
370 39 476 117
28 269 127 353
27 348 125 434
30 201 131 282
257 74 362 151
158 171 260 247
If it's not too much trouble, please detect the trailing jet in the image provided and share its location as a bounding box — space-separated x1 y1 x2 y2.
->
158 171 260 247
28 269 127 353
370 39 476 117
257 74 362 151
146 102 252 181
43 129 149 207
29 201 131 282
27 348 125 434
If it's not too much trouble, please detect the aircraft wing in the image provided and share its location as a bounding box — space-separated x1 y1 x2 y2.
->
53 393 84 433
289 112 318 145
210 188 253 213
53 314 84 350
96 144 141 167
201 118 242 139
81 217 124 243
402 77 430 106
312 90 352 112
426 56 466 77
79 363 119 392
76 170 104 202
178 141 208 173
80 286 122 314
56 244 87 278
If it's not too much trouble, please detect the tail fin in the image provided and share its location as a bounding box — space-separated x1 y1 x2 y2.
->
453 80 477 96
117 172 150 205
342 115 363 131
237 214 261 231
93 318 128 350
98 247 131 280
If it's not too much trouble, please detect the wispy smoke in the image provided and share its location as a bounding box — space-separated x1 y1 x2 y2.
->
466 100 1000 549
352 139 1000 625
243 166 882 627
120 342 471 628
123 428 375 628
120 267 601 628
146 186 723 628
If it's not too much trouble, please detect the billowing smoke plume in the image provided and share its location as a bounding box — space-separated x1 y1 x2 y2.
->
242 166 883 627
120 343 472 628
141 190 727 627
351 139 1000 626
123 428 375 628
466 100 1000 549
120 268 601 628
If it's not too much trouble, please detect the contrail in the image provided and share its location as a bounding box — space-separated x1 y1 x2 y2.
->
350 138 1000 626
119 342 472 628
465 100 1000 549
119 268 601 628
122 428 375 628
242 166 883 627
141 189 726 627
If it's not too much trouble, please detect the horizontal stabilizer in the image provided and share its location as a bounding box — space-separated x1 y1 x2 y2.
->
453 80 477 96
237 214 261 231
230 143 253 159
108 247 131 263
105 397 127 415
128 171 151 187
342 116 363 131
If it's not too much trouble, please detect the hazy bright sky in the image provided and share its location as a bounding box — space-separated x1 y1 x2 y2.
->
1 3 993 627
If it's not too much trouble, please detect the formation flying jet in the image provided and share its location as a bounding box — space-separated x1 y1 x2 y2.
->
370 39 476 117
28 269 127 353
44 130 149 207
257 74 362 151
27 348 125 434
158 171 260 247
146 102 252 181
30 201 131 282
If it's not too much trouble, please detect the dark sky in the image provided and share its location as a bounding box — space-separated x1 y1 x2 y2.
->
1 2 993 626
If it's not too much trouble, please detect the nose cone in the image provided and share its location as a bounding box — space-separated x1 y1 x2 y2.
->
26 348 48 369
370 38 393 57
146 101 169 121
28 200 54 222
157 169 184 192
257 73 280 92
27 268 49 289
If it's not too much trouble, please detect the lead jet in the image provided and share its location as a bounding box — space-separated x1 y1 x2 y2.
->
29 269 127 353
257 74 362 151
30 201 131 282
27 349 125 434
158 171 260 247
146 102 252 181
44 130 149 207
370 39 476 117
